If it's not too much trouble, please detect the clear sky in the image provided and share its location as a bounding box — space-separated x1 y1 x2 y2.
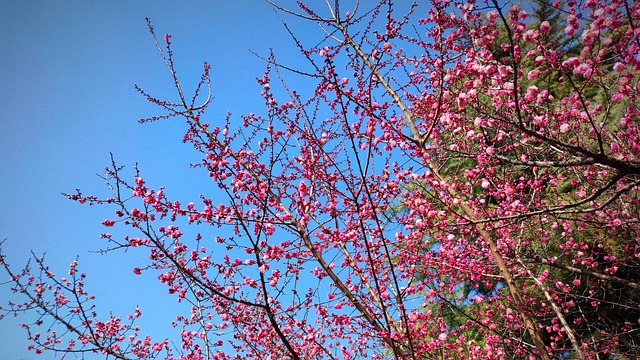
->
0 1 318 358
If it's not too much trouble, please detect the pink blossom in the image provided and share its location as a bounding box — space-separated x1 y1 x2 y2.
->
540 21 550 34
523 29 536 41
562 57 580 69
498 65 512 77
527 69 541 80
565 25 575 36
611 92 623 102
486 11 498 21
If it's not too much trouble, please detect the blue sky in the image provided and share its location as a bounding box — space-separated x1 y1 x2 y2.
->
0 1 320 358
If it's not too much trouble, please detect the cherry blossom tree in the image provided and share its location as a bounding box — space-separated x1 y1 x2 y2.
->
2 0 639 358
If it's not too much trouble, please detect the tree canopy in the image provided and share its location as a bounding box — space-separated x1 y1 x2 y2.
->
1 0 639 358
